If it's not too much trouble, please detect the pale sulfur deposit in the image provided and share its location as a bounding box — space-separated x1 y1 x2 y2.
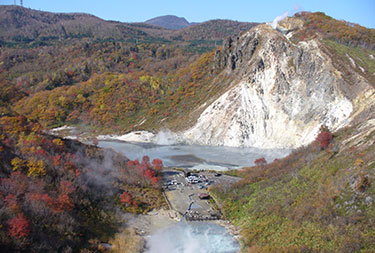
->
183 24 370 148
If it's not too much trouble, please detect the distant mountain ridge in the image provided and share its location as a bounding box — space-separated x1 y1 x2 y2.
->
0 5 151 44
145 15 193 30
0 5 259 46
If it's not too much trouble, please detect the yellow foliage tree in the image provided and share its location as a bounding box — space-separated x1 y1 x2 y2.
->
53 138 64 146
27 159 46 177
139 75 160 90
11 157 27 171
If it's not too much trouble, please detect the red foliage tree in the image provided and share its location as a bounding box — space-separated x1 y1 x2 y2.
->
152 159 163 171
35 148 48 157
8 213 31 239
28 193 48 202
127 159 140 169
316 130 333 150
27 192 73 213
149 176 160 186
254 157 267 167
66 70 74 77
5 194 19 212
53 155 62 166
142 155 150 164
59 180 74 195
28 193 54 208
120 192 132 207
75 169 81 177
144 169 155 179
54 194 74 212
0 171 28 196
144 168 160 186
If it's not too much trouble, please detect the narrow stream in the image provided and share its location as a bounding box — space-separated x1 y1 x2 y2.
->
145 220 240 253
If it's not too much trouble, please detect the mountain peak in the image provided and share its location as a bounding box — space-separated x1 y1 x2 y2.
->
145 15 192 30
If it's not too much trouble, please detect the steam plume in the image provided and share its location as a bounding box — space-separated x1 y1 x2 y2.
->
271 11 289 29
271 3 302 29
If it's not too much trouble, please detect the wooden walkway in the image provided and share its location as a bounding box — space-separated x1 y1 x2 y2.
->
184 211 221 221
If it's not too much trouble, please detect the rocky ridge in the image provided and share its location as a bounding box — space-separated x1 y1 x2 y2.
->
182 22 374 148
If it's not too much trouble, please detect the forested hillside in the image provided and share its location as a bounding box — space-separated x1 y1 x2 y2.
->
0 111 167 251
0 5 258 135
3 44 223 133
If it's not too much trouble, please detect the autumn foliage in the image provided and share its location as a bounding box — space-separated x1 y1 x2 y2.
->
295 12 375 49
315 127 333 150
126 156 162 187
0 112 166 251
254 157 267 167
152 158 163 171
8 213 30 239
120 192 133 207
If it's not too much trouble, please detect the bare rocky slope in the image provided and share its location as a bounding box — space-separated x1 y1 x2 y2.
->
182 19 374 148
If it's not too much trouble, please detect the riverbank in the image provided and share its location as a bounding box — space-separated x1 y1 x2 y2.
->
125 209 181 236
214 220 241 244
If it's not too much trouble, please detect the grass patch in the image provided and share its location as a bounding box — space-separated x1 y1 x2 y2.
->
323 39 375 85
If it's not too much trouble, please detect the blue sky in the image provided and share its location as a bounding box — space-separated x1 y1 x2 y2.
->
1 0 374 28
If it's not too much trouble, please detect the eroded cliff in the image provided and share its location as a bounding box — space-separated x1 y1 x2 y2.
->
183 23 373 148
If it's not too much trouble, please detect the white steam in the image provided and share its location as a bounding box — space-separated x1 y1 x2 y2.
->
146 221 240 253
155 129 179 145
271 3 302 29
271 11 289 29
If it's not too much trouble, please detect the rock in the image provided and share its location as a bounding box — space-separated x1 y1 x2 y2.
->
98 243 112 251
183 23 373 148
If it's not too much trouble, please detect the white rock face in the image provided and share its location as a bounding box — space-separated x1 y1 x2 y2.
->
183 25 356 149
98 131 155 143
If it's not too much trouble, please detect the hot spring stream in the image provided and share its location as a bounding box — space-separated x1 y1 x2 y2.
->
98 140 290 252
145 220 240 253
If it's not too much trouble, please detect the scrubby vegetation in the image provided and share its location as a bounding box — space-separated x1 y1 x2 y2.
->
295 12 375 50
321 39 375 87
211 122 375 251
